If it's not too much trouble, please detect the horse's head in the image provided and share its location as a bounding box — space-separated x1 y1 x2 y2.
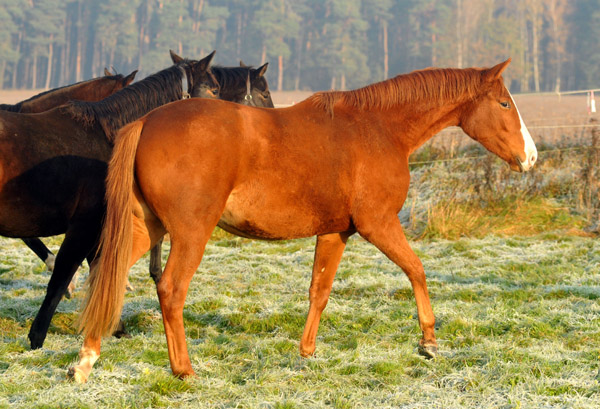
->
242 63 274 108
170 50 220 100
112 69 137 91
459 59 537 172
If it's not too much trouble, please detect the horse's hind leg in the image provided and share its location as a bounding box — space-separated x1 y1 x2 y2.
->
70 209 163 383
357 216 437 358
156 228 213 378
28 226 99 349
300 232 353 357
22 238 55 271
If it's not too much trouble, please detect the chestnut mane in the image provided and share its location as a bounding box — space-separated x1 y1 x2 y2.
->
310 67 491 116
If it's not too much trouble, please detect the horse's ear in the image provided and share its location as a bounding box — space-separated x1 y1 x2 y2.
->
170 49 184 64
484 58 511 82
123 70 138 86
255 62 268 78
239 60 247 67
104 67 113 76
196 50 216 73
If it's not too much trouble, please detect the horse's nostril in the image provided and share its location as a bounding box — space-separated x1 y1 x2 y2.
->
531 154 537 164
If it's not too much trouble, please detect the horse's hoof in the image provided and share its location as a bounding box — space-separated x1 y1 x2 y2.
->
45 255 56 272
28 333 44 350
67 366 88 383
417 342 438 359
113 329 131 339
112 320 130 339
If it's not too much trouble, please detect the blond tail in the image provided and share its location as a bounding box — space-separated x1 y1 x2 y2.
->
78 120 145 339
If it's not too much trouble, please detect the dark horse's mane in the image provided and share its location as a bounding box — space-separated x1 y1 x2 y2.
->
61 67 184 142
0 102 22 112
0 75 126 113
310 67 489 116
210 66 254 90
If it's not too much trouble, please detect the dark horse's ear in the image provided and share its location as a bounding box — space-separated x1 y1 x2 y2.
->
170 50 184 64
240 60 248 67
194 50 216 73
483 58 511 82
123 70 138 86
104 67 113 76
254 62 268 78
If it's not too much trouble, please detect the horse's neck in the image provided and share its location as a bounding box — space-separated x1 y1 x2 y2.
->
384 98 464 155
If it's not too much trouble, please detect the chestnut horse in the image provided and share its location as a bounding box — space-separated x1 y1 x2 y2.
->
1 69 138 274
72 59 537 382
0 69 136 114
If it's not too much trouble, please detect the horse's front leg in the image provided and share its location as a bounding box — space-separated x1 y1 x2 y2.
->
300 231 353 357
22 237 55 271
356 216 437 358
28 227 98 349
149 237 164 283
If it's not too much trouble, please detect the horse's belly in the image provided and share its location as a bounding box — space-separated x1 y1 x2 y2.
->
218 188 351 240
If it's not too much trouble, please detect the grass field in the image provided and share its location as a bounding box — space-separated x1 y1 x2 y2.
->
1 230 599 408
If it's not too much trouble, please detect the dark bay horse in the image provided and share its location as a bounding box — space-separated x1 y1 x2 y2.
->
147 58 274 280
72 60 537 382
1 70 138 274
0 52 220 350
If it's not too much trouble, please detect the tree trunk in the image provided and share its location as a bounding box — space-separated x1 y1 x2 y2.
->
532 21 540 92
382 19 389 78
278 54 283 91
236 11 242 59
62 11 70 85
520 6 529 92
11 30 22 89
261 44 267 65
32 51 38 89
45 38 54 89
456 0 463 68
340 72 346 91
76 0 83 82
0 61 6 90
294 31 303 90
529 1 541 92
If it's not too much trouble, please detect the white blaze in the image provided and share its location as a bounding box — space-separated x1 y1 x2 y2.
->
509 91 537 171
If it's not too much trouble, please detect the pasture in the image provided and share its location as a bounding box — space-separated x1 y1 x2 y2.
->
1 233 599 408
0 89 599 408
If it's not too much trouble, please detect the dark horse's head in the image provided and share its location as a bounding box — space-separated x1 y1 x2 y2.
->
170 52 274 108
169 50 219 100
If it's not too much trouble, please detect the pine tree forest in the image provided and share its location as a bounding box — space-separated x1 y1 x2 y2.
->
0 0 598 93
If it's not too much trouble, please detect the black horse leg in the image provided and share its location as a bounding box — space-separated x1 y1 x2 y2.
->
149 237 164 283
22 238 56 271
28 226 98 349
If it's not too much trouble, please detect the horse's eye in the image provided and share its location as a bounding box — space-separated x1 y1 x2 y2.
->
500 101 511 109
